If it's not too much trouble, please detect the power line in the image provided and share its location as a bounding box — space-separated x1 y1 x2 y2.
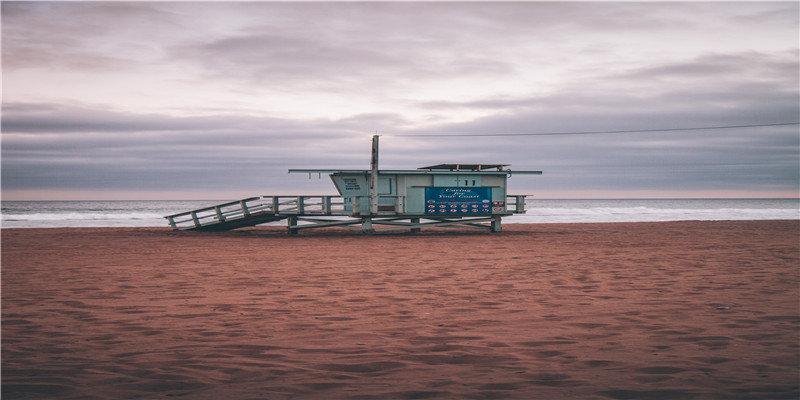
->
395 122 800 137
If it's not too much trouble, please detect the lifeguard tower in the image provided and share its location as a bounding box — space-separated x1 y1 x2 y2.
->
165 136 541 233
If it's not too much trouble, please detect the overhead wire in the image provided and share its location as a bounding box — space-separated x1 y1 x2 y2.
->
393 122 800 137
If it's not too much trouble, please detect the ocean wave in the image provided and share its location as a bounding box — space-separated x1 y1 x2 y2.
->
3 212 163 221
510 207 799 223
2 200 797 228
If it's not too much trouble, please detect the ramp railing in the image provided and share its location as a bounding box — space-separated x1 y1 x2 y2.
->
165 197 274 230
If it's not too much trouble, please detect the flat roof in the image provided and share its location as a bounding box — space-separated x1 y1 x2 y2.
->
288 168 542 175
418 164 509 171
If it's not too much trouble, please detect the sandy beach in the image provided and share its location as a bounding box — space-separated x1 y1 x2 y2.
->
2 221 798 399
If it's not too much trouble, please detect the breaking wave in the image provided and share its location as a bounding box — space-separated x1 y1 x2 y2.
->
511 205 798 224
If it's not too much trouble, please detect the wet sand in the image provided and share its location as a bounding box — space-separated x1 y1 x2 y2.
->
2 221 798 399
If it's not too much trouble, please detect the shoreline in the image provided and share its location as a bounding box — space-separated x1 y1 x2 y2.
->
3 220 798 399
1 218 798 231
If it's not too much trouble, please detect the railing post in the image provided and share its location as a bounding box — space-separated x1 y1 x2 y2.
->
297 196 305 214
271 196 279 213
167 217 177 230
215 206 226 222
352 197 361 216
240 200 251 217
516 195 526 213
191 211 200 228
323 196 331 214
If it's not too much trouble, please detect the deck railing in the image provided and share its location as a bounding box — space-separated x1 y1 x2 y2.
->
262 195 350 215
506 195 527 214
350 195 406 216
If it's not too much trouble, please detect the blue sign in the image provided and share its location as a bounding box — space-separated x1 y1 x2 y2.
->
425 187 492 215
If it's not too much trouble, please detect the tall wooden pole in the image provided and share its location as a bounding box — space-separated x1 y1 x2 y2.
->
369 135 379 215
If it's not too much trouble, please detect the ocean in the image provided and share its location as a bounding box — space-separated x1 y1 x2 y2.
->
1 198 797 229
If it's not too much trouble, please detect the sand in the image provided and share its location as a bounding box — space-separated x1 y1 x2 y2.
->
2 220 798 399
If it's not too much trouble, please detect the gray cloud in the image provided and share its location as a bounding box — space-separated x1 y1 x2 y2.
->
5 99 795 194
167 3 530 93
1 102 409 192
2 2 177 70
2 2 798 199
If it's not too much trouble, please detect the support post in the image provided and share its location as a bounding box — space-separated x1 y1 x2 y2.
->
410 218 421 233
287 216 298 235
271 196 279 213
361 217 374 234
490 216 502 232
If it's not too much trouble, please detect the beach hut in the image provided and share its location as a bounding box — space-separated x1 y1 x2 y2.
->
165 136 541 233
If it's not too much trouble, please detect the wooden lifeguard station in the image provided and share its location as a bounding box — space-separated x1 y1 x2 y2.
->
165 136 541 233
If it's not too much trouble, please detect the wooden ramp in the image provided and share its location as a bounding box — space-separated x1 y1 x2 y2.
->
187 212 286 231
165 197 286 231
165 196 354 232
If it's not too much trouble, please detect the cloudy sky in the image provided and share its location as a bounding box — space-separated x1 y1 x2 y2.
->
2 1 798 200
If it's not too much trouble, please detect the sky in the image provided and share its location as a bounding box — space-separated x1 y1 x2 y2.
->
2 1 798 200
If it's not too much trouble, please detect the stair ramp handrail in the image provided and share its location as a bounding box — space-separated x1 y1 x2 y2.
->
164 196 266 230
